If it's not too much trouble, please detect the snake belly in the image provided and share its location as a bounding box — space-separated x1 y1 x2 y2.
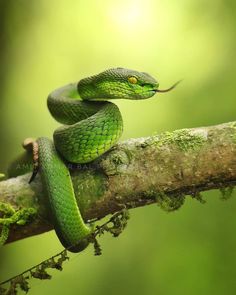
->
38 83 123 251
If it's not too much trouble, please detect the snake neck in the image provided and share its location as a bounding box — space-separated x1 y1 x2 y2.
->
77 76 101 100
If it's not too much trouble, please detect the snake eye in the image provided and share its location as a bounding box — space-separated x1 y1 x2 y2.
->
128 76 138 84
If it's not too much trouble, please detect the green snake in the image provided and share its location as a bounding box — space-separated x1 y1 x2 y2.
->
28 68 178 252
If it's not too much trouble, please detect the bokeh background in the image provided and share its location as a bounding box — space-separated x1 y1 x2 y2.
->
0 0 236 294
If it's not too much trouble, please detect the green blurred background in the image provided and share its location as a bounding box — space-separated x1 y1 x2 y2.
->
0 0 236 294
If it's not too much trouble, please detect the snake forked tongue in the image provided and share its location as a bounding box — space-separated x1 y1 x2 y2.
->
156 80 182 93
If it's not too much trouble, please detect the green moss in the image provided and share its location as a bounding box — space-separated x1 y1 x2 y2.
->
0 225 10 247
89 209 130 256
0 202 15 216
191 192 206 204
100 149 131 175
145 129 206 152
144 190 185 212
156 192 185 212
110 151 128 165
219 186 235 201
0 203 36 226
15 194 39 209
0 202 36 246
72 170 107 214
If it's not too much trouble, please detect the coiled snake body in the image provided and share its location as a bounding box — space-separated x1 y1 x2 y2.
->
30 68 177 252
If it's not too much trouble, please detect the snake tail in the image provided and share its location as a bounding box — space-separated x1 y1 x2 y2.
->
37 137 91 251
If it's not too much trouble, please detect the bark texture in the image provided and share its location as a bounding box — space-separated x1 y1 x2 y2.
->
1 121 236 243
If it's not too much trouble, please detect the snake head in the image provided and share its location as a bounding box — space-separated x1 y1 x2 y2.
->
77 68 160 100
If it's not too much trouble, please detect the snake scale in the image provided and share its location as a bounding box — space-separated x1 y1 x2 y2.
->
28 68 178 252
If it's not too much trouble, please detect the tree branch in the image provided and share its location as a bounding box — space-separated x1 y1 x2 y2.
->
1 121 236 244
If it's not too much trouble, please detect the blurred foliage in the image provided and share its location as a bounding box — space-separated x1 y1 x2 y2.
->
0 0 236 294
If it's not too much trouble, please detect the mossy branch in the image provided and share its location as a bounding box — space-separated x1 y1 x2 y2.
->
0 121 236 244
